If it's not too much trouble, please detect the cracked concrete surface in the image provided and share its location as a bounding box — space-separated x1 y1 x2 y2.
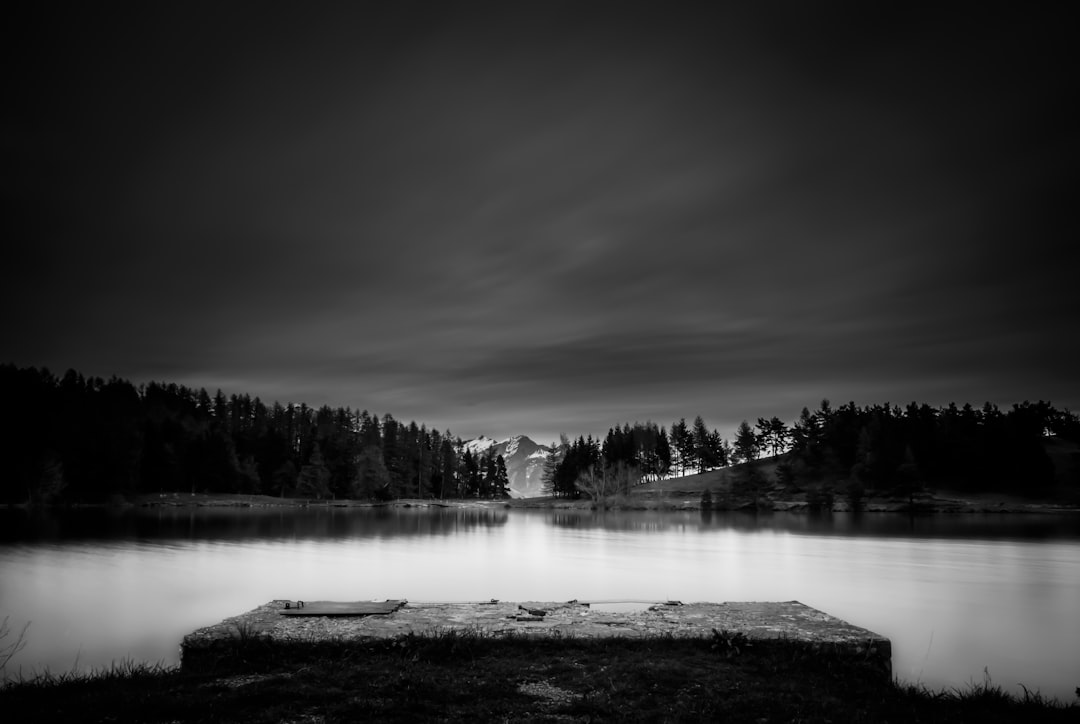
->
181 599 891 676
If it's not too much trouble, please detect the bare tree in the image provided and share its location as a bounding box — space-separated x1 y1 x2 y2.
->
574 461 640 502
574 465 607 501
0 616 29 673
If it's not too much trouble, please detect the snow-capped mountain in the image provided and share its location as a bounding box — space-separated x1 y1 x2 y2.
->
461 435 552 497
462 435 500 456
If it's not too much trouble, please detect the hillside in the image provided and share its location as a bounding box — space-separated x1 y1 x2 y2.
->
623 438 1080 512
633 456 785 496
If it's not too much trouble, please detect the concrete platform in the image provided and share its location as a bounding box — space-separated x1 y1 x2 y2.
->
181 599 891 676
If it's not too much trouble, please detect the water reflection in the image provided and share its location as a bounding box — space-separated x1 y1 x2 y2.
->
4 507 1078 543
1 507 1077 700
545 507 1080 541
0 506 509 543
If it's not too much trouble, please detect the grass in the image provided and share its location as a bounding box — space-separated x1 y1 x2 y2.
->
632 456 784 496
3 632 1077 723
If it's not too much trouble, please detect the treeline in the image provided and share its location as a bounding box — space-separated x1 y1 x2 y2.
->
543 417 730 498
542 401 1078 501
777 399 1080 499
4 364 1076 504
0 365 509 504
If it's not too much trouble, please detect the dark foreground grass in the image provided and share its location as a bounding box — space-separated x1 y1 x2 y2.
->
2 632 1076 723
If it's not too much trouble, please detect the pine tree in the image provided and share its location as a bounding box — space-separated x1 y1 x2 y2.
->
462 450 480 498
494 455 510 499
439 437 456 498
708 430 726 468
212 389 228 427
734 420 758 465
896 444 923 507
670 419 689 476
540 436 566 496
656 427 672 479
296 443 331 499
353 445 390 499
692 416 712 473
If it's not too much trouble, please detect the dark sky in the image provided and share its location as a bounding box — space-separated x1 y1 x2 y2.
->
4 2 1077 444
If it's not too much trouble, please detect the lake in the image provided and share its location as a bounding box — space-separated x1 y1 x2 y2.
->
1 506 1078 700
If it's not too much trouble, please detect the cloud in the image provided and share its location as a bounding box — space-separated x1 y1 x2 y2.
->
3 2 1077 445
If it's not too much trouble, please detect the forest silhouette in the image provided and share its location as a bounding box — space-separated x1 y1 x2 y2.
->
2 364 1076 505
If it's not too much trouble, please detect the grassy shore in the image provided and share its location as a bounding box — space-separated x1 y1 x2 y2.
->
2 633 1076 723
113 488 1080 515
8 481 1069 516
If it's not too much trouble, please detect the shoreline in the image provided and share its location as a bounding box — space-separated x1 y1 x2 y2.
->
6 490 1077 515
507 491 1080 515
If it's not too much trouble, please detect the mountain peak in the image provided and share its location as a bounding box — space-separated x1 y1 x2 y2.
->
462 435 498 455
460 435 552 497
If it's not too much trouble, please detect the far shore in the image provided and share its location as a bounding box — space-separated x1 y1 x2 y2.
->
8 489 1076 515
508 490 1080 515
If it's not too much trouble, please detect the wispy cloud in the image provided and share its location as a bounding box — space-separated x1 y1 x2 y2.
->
3 3 1076 441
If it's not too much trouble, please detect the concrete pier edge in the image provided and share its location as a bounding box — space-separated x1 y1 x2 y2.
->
181 599 891 678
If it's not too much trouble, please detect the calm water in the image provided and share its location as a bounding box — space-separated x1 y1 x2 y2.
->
1 506 1078 699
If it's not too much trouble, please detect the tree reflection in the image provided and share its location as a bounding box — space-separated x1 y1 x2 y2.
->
0 506 510 543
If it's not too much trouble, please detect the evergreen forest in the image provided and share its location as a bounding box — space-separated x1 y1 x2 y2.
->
2 364 1077 505
1 365 509 504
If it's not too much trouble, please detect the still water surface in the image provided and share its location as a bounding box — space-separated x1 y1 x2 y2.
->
1 507 1078 699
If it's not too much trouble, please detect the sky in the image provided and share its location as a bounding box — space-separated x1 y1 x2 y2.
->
3 2 1077 445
